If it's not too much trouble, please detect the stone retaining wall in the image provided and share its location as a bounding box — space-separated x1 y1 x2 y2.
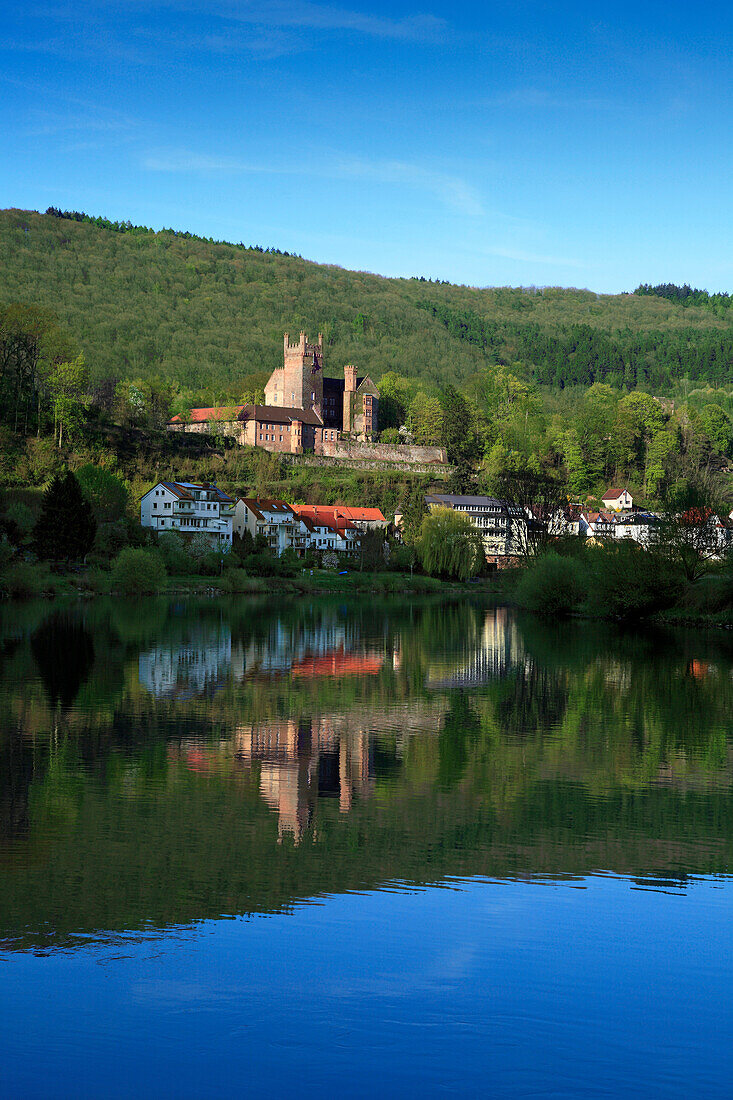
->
284 455 452 475
319 439 447 464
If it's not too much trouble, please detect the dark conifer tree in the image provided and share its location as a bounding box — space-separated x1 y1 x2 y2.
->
33 470 97 562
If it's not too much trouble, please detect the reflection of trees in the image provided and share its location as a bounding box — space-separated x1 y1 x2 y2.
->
493 664 569 738
31 613 95 711
437 694 482 787
1 595 733 948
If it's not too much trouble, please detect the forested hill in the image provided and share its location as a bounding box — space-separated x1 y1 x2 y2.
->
1 208 731 400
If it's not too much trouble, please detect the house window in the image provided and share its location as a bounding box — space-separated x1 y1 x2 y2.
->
153 502 157 510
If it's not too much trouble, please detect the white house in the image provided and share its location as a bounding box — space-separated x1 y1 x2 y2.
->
140 481 234 547
602 487 633 512
235 498 359 556
613 512 661 547
235 498 304 555
424 494 527 560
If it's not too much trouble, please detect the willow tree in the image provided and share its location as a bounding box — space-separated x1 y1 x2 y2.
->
417 507 484 581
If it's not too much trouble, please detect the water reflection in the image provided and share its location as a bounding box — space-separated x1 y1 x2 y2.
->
139 621 232 698
1 595 733 948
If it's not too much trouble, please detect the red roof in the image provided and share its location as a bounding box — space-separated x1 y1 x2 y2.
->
291 505 358 535
170 404 324 427
170 406 245 424
292 503 383 527
290 649 384 679
332 506 386 522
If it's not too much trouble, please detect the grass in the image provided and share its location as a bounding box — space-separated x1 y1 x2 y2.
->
1 562 483 601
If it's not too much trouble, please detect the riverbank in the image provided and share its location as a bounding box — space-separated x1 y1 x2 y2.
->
502 544 733 631
0 561 494 600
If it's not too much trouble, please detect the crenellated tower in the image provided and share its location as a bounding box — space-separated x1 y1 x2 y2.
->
282 331 323 415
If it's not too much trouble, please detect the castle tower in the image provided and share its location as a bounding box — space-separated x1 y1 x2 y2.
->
279 331 324 416
343 364 357 433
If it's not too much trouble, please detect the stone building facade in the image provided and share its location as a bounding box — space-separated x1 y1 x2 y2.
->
264 331 379 440
168 330 383 455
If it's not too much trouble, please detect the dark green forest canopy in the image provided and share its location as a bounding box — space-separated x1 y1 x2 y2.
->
1 208 730 394
635 283 731 315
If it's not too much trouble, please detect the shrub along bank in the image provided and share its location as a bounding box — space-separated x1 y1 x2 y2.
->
511 540 733 625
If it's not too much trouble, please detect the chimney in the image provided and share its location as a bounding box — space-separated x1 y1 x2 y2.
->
344 364 357 393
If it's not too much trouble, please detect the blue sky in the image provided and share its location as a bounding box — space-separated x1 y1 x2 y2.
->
2 0 731 292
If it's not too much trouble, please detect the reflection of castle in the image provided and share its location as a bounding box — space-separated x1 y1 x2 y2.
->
139 625 232 698
425 608 525 690
235 718 373 842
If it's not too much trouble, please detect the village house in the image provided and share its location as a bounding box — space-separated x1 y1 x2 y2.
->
577 510 617 541
613 511 661 547
602 487 633 511
234 498 359 556
235 498 302 555
424 494 526 563
140 481 234 547
292 504 387 531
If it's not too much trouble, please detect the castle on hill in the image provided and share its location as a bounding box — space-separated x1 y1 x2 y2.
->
169 330 380 455
265 332 379 440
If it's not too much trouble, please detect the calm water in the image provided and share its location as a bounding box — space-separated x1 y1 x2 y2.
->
2 596 733 1097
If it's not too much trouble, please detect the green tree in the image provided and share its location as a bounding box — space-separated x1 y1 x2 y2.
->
698 404 733 456
111 547 167 594
0 303 77 436
417 507 483 580
33 470 97 562
377 372 413 429
399 481 428 545
408 392 444 446
49 355 88 447
644 430 675 497
615 391 666 472
440 384 478 470
76 464 129 522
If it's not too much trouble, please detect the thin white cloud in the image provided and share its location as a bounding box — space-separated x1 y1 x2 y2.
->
142 150 484 216
483 245 586 269
6 1 450 66
335 157 484 216
222 1 448 43
26 109 139 137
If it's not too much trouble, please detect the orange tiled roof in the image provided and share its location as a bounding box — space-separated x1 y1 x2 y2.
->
290 650 384 679
292 504 374 530
170 406 245 424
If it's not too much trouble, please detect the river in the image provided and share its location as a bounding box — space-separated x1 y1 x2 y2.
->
2 595 733 1096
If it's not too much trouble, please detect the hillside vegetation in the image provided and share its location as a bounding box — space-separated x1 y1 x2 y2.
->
1 207 732 520
2 208 731 401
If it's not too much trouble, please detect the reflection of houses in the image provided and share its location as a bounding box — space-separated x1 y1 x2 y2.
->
231 617 388 680
139 625 232 697
290 649 383 679
425 608 525 690
235 718 373 841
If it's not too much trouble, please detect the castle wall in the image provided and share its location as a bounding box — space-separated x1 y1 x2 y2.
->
319 439 447 464
168 420 248 445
